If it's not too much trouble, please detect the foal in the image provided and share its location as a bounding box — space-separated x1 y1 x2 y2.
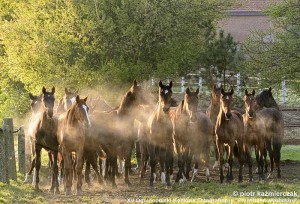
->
242 89 265 182
215 88 244 183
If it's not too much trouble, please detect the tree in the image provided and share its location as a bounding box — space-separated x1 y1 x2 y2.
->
242 0 300 92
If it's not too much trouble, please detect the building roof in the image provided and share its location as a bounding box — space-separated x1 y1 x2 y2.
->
231 0 283 12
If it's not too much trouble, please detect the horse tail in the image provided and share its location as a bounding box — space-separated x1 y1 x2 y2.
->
272 137 282 163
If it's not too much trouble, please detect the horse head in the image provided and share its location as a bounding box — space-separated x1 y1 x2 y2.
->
42 86 55 118
158 81 173 113
184 88 199 122
220 88 234 120
63 88 78 111
211 84 223 106
73 95 91 128
29 93 42 115
255 87 279 110
244 89 256 118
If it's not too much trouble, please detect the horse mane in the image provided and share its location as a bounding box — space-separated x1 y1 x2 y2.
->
65 104 77 126
255 89 279 110
117 87 135 115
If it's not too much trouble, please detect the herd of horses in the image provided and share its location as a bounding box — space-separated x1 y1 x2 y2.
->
23 80 284 195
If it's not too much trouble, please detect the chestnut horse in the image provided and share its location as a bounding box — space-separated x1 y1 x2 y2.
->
147 81 174 187
255 88 284 178
242 89 265 182
31 87 59 193
57 95 90 195
215 88 244 183
172 88 213 183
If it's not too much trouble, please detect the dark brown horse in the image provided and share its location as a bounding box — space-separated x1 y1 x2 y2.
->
172 88 213 183
90 80 148 188
215 88 244 183
31 87 59 193
242 89 265 182
57 95 90 195
147 81 174 187
255 88 284 178
206 84 222 169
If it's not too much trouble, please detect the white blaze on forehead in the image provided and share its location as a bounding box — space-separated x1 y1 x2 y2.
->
34 101 38 104
70 97 76 105
164 90 169 94
226 96 229 100
82 104 91 127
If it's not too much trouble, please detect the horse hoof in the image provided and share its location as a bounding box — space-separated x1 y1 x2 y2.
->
55 188 60 195
48 188 54 194
277 174 281 179
206 178 210 183
249 178 254 183
65 189 72 196
150 182 154 187
167 181 172 187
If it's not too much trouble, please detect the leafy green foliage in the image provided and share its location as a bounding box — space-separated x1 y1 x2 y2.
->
0 0 233 119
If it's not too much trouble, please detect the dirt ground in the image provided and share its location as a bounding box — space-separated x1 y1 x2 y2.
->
33 159 300 203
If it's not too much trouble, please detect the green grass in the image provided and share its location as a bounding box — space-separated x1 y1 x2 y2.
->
281 145 300 161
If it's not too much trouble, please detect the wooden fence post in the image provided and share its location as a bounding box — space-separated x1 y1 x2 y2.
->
0 127 9 184
3 118 17 181
282 80 286 105
18 126 26 174
236 72 241 96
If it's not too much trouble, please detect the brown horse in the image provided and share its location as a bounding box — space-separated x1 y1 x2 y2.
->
215 88 244 183
172 88 213 183
31 87 59 193
255 88 284 178
89 80 148 188
242 89 265 182
57 95 90 195
147 81 174 187
206 84 223 169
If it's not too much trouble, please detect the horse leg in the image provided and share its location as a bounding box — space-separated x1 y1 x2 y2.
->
63 151 72 196
48 151 53 179
139 141 147 183
75 149 84 195
165 145 173 186
110 154 118 188
50 151 59 194
85 155 92 187
24 157 35 184
266 140 274 178
124 142 133 186
246 146 253 182
273 140 282 178
175 143 183 183
258 144 265 181
149 144 156 187
185 148 192 181
90 152 103 185
217 139 224 183
203 145 211 182
34 145 42 191
212 133 219 169
227 144 234 182
159 147 166 185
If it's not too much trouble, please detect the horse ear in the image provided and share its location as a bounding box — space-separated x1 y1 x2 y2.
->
252 89 255 96
169 81 173 89
133 79 137 88
221 88 225 95
230 88 234 95
245 89 248 96
83 96 88 102
159 81 163 88
269 87 272 92
186 88 190 94
213 84 217 91
51 86 55 94
76 95 80 103
196 88 199 95
29 93 35 100
42 87 46 94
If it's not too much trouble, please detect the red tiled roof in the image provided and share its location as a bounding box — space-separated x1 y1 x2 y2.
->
231 0 283 12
